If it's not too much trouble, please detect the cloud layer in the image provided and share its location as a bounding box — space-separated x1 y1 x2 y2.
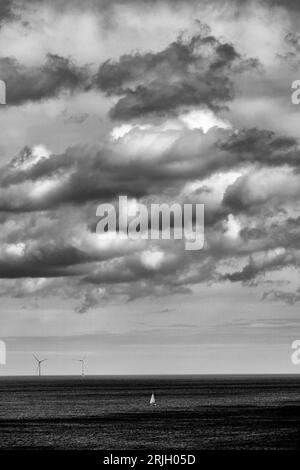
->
0 0 300 317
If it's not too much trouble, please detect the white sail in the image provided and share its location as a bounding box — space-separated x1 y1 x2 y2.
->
150 393 156 405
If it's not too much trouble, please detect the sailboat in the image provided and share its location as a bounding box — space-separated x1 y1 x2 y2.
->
150 393 157 406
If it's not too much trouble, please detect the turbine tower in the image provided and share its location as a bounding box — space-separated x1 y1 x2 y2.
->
74 359 85 377
33 354 48 376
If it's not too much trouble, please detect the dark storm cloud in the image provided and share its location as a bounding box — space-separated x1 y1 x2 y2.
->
266 0 300 10
0 54 90 106
0 0 16 26
95 27 257 120
0 236 130 279
0 243 89 279
218 128 300 168
220 246 300 286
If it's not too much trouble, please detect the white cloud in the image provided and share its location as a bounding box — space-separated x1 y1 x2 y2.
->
225 214 241 239
141 250 165 270
179 109 231 133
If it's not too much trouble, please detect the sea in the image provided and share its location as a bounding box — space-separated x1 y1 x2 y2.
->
0 375 300 450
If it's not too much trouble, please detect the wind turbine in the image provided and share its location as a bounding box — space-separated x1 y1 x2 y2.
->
32 354 48 376
73 358 85 377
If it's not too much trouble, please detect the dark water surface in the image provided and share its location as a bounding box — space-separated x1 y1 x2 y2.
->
0 375 300 449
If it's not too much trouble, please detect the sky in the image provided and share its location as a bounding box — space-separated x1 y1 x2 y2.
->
0 0 300 375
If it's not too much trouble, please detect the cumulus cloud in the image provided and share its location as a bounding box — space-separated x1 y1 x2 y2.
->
0 0 17 27
0 54 89 106
96 25 258 119
1 123 300 215
223 167 300 212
